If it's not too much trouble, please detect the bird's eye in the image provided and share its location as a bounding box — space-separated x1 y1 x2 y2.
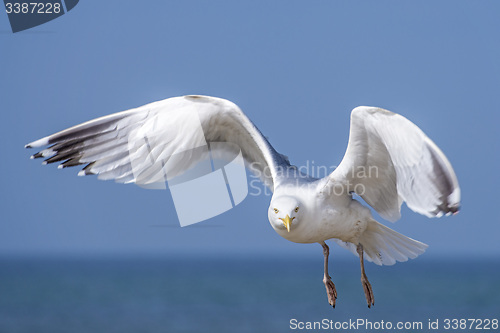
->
274 208 279 214
295 207 299 213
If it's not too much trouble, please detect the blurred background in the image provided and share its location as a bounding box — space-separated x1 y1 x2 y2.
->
1 1 499 332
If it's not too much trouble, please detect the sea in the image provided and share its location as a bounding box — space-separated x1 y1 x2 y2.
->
0 256 498 333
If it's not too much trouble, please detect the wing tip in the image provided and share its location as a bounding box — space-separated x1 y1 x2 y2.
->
432 201 460 218
447 202 460 216
25 137 49 149
77 162 97 177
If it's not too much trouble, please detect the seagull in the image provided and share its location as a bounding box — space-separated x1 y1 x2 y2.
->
26 95 460 308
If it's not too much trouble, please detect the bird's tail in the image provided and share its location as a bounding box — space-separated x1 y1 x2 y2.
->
333 220 428 266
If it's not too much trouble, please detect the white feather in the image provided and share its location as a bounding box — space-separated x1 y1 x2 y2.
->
329 106 460 221
26 95 290 191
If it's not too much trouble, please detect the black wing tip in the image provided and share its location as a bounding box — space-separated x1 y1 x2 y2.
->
77 162 96 176
433 202 460 217
444 201 460 215
450 203 460 215
31 152 44 159
60 158 84 169
25 137 49 149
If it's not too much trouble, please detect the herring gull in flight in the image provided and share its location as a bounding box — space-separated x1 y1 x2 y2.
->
26 95 460 307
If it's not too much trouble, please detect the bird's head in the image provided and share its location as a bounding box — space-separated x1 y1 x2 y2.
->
268 196 303 233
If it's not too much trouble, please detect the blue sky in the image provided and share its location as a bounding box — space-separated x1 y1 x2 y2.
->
0 1 499 259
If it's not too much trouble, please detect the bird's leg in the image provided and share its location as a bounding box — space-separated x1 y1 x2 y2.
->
321 242 337 308
357 243 375 308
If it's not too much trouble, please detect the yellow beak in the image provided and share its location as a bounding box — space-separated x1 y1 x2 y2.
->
279 214 295 232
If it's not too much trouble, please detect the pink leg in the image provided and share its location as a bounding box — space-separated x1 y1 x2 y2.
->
321 242 337 308
357 243 375 308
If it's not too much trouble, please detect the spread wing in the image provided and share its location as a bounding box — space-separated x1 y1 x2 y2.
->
329 106 460 222
26 95 290 191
